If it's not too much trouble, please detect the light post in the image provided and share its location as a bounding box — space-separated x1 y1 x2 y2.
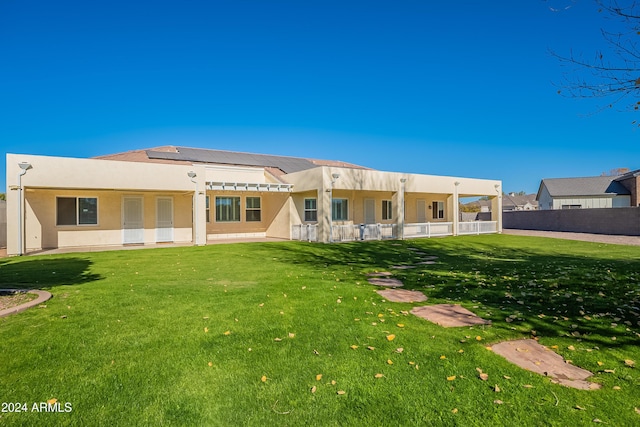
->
329 173 340 243
188 171 198 245
17 162 32 256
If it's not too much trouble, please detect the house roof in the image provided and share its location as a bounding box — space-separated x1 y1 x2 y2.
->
503 193 538 208
537 176 631 200
96 146 369 174
613 168 640 181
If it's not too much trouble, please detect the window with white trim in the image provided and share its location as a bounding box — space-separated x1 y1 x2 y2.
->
56 197 98 226
332 198 348 221
382 200 392 220
432 201 444 219
216 196 241 222
246 197 261 222
304 198 317 222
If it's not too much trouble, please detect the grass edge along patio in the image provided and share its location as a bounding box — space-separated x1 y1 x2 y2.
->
5 146 502 255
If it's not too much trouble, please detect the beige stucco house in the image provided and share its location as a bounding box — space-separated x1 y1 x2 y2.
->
5 146 502 255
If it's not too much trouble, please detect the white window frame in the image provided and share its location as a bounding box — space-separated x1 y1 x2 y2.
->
56 196 99 226
332 198 349 221
245 196 262 222
382 200 393 220
304 198 317 222
432 201 445 220
215 196 241 222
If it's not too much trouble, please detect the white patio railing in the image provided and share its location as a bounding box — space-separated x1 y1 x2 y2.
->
292 221 496 242
403 222 453 238
458 221 498 235
331 223 398 242
291 224 318 242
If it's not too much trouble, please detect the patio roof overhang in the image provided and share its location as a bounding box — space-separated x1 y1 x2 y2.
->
207 182 294 192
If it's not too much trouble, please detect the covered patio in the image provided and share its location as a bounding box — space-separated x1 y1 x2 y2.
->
286 166 502 243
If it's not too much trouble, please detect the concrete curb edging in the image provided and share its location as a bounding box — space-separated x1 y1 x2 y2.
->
0 289 52 318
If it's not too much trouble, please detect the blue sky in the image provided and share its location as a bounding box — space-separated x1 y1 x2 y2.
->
1 0 638 194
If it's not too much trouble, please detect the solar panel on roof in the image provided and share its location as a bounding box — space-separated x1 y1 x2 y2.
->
145 147 318 173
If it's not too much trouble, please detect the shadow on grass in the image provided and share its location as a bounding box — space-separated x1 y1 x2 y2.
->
0 257 102 290
269 239 640 347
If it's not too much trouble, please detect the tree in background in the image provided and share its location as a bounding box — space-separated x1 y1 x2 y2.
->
601 167 630 175
0 193 5 201
550 1 640 116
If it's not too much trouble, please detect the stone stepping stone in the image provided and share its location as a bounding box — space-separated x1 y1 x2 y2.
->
421 256 438 260
416 261 437 265
365 272 393 277
376 289 427 303
410 304 491 327
367 278 404 288
492 339 601 390
391 265 416 270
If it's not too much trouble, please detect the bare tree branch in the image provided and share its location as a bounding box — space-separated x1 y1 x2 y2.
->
551 0 640 114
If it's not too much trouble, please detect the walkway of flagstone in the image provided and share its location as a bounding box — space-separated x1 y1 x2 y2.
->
365 249 599 390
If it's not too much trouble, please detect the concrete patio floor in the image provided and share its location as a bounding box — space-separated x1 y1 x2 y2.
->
0 237 289 257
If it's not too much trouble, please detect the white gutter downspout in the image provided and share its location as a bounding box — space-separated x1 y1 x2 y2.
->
17 162 32 256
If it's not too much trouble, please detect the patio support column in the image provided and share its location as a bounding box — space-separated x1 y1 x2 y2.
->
188 170 207 246
394 178 406 239
195 189 207 245
453 181 460 236
318 168 333 243
492 183 503 233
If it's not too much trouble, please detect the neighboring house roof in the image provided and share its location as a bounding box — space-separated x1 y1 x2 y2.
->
96 146 369 174
613 168 640 182
503 193 538 209
537 176 631 200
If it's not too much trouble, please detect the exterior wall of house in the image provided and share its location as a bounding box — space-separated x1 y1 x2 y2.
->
205 191 289 239
6 153 203 255
265 197 293 239
550 195 630 209
6 152 503 251
538 182 632 210
404 194 453 223
618 175 639 206
204 165 269 184
328 190 399 225
23 189 193 250
291 190 318 224
537 186 553 210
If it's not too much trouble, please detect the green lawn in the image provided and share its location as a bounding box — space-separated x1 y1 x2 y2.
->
1 235 639 426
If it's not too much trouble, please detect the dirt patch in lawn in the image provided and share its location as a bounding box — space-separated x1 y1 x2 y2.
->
0 290 38 311
492 339 601 390
377 289 428 303
0 289 52 317
411 304 491 327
